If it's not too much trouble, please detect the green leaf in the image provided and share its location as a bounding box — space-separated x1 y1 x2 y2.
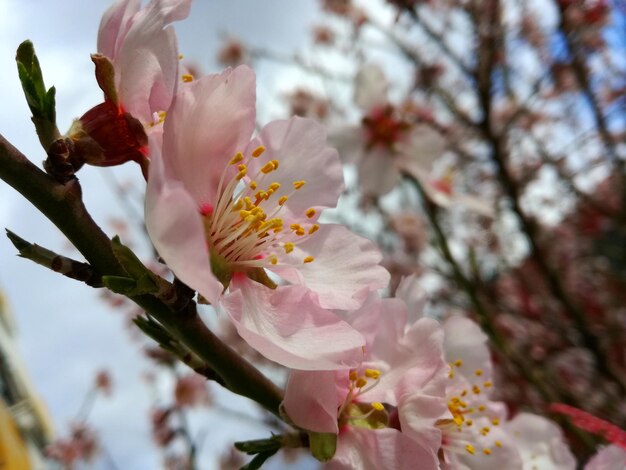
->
102 274 158 296
309 432 337 462
101 275 138 295
240 449 279 470
234 436 282 454
15 40 58 147
111 236 154 280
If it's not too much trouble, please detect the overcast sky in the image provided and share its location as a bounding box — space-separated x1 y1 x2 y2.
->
0 1 325 468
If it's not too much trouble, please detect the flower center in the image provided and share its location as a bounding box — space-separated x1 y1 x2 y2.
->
362 105 410 150
200 146 319 283
337 368 388 430
438 359 501 458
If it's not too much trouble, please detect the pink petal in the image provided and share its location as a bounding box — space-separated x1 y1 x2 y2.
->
362 318 446 406
162 66 256 205
116 0 191 122
443 316 493 383
354 64 389 111
329 428 439 470
585 446 626 470
221 278 365 370
398 388 447 455
272 224 390 311
505 413 576 470
244 116 344 220
358 148 401 196
145 141 223 304
97 0 141 60
282 370 341 434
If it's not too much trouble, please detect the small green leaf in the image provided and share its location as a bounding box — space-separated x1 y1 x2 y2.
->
15 40 59 147
101 275 138 295
309 432 337 462
240 449 279 470
111 236 153 279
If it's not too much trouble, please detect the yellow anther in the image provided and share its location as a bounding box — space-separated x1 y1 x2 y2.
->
495 441 502 448
453 415 464 426
267 183 280 192
303 256 314 263
481 426 490 436
261 162 277 174
182 73 194 82
236 164 247 180
306 208 316 218
371 402 384 411
296 228 306 236
483 448 492 456
465 419 473 426
240 210 251 219
472 385 481 394
465 444 475 455
251 145 266 157
365 369 381 379
278 196 288 206
475 369 483 377
349 370 358 381
355 377 367 388
293 180 306 190
478 405 486 412
284 242 294 253
308 224 320 235
178 54 184 59
454 359 463 367
491 418 500 426
290 223 302 231
255 190 268 200
484 381 493 388
448 370 455 379
230 152 244 165
460 390 468 397
271 159 279 170
269 255 278 265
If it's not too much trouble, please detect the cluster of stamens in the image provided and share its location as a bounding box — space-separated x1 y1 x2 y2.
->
337 368 385 424
200 146 320 272
442 359 501 457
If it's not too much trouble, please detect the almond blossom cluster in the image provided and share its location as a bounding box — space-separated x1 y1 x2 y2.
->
75 0 625 467
5 0 626 468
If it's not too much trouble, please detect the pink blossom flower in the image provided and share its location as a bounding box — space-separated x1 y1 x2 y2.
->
72 0 191 171
333 64 450 198
174 373 212 407
282 295 448 469
97 0 191 126
145 65 388 369
431 316 522 469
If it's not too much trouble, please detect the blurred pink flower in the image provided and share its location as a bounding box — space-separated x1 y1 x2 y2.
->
94 369 113 396
585 445 626 470
46 423 99 468
174 373 212 407
504 413 576 470
145 65 389 369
